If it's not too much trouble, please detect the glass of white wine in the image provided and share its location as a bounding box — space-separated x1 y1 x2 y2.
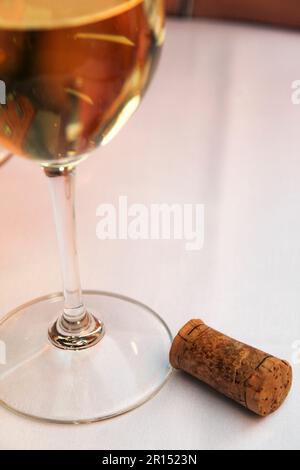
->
0 0 172 423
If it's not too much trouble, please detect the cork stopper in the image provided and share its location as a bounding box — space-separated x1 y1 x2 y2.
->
170 320 292 416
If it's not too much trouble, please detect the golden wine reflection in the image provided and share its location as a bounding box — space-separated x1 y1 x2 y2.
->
102 95 141 146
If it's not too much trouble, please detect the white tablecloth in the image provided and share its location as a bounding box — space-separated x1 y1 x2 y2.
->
0 18 299 450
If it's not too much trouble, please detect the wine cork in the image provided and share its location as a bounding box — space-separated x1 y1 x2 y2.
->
170 320 292 416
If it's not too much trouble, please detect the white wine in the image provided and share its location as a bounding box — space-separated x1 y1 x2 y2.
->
0 0 165 167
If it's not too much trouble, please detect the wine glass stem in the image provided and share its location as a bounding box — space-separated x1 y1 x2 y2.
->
45 167 86 325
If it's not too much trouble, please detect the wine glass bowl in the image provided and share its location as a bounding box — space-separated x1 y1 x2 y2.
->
0 0 165 167
0 0 172 423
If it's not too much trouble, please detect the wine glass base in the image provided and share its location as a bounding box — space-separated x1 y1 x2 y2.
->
0 291 173 424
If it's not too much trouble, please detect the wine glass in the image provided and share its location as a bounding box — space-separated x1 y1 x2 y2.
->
0 0 172 423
